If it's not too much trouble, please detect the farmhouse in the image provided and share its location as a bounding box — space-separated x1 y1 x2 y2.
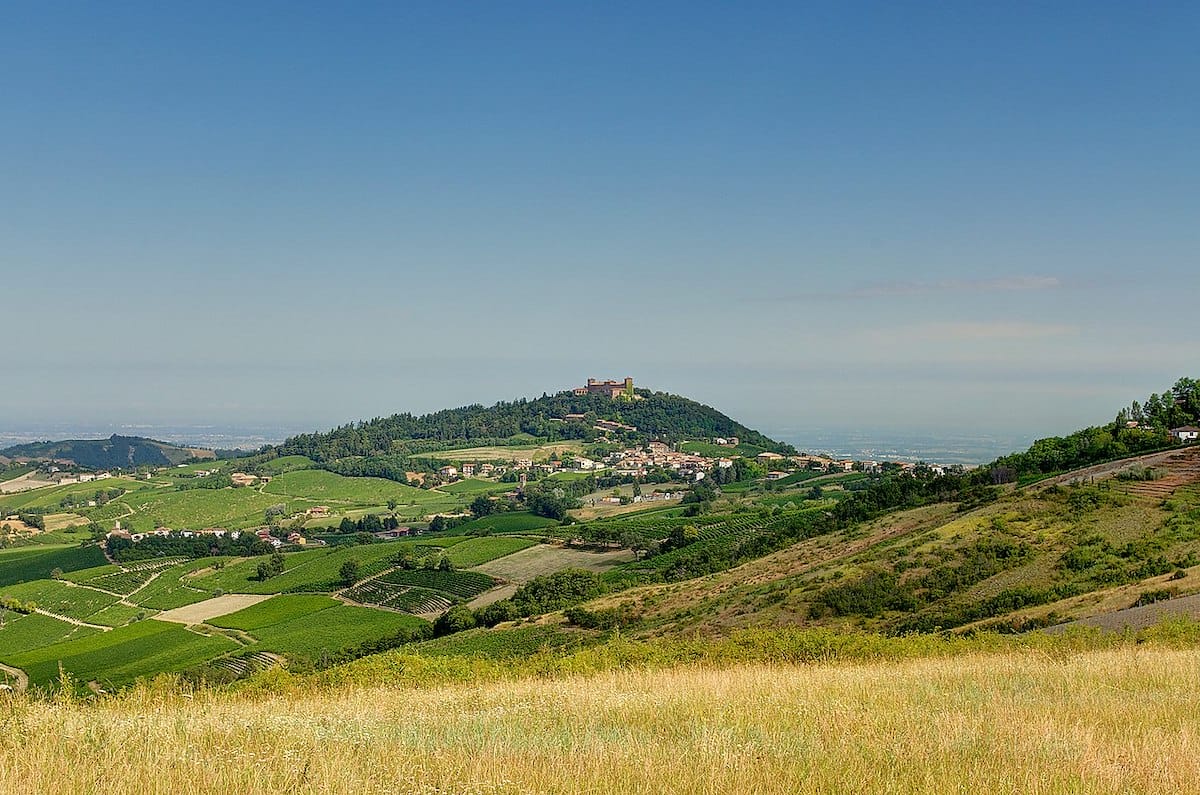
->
461 463 476 477
230 472 259 487
306 506 330 518
439 465 459 480
1171 426 1200 443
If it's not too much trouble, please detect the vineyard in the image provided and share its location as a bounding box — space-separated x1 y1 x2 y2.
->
379 568 496 599
343 580 454 614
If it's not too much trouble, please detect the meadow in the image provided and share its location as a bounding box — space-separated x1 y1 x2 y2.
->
263 469 433 506
1 638 1198 793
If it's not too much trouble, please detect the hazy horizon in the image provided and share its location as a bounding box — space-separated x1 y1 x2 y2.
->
3 3 1195 441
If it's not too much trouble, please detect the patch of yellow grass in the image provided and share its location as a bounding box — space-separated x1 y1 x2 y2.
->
2 647 1198 793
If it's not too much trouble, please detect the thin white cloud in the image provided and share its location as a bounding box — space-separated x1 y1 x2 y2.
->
874 321 1078 341
850 276 1061 297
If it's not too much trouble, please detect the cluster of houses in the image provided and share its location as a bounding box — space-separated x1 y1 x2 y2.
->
757 450 945 477
605 441 727 481
106 522 317 549
40 467 113 486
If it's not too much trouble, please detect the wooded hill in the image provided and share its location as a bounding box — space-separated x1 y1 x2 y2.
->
276 389 793 463
0 435 213 469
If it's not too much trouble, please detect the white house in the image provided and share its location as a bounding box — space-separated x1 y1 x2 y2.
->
1171 426 1200 443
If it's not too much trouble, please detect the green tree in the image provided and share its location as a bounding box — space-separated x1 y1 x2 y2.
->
433 604 476 636
340 559 361 586
469 496 495 518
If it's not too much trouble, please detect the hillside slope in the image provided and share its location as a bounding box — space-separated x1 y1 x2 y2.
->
1 435 214 469
571 445 1200 637
277 388 793 462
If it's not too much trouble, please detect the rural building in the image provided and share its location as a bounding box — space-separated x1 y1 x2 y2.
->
230 472 259 487
306 506 330 518
647 441 670 455
756 452 784 466
1171 426 1200 442
461 463 476 477
439 465 459 479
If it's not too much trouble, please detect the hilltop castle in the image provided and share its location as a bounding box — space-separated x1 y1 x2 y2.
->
573 377 635 400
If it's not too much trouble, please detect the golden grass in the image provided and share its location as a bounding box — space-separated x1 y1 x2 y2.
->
2 647 1198 793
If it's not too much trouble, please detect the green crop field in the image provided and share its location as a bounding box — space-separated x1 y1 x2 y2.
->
246 604 427 659
680 441 766 458
0 613 101 661
378 569 496 599
451 512 559 535
438 479 510 495
128 558 225 611
0 579 120 622
255 456 316 475
192 542 438 595
87 487 284 530
0 545 109 588
263 470 433 506
61 564 120 583
446 536 538 568
87 603 146 627
410 440 586 462
208 594 340 631
7 619 239 688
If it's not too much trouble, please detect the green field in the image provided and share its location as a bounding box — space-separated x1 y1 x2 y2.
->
451 512 559 535
7 619 238 688
681 441 766 458
438 479 511 495
445 536 538 567
87 486 284 530
128 558 224 611
0 579 120 622
208 594 340 631
263 470 433 506
245 604 427 659
87 603 147 628
192 542 450 595
0 545 109 588
254 456 316 475
0 613 101 660
378 569 496 599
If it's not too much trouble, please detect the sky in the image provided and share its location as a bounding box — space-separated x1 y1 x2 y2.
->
1 2 1197 446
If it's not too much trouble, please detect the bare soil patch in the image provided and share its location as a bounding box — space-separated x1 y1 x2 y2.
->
156 594 271 625
0 473 54 494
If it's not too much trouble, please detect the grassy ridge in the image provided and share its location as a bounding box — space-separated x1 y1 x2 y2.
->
0 613 100 660
450 512 558 534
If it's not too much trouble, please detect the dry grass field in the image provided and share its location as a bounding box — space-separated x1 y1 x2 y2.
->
0 645 1197 794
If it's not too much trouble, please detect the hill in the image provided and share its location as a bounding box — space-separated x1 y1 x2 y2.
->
1 435 215 469
275 386 793 467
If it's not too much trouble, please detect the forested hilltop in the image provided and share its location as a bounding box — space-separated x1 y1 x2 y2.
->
0 435 213 469
276 389 793 463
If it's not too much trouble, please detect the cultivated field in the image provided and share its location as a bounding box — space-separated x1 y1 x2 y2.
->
2 645 1198 793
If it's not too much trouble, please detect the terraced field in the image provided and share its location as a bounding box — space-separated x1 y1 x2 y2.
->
378 569 497 599
342 581 454 614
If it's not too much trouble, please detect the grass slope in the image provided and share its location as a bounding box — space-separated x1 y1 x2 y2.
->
3 634 1199 792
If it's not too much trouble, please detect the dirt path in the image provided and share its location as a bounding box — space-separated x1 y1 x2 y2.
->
0 662 28 692
1029 447 1197 490
1043 593 1200 634
33 609 111 631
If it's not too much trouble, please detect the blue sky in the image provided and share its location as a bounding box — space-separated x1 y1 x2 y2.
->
1 2 1196 443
